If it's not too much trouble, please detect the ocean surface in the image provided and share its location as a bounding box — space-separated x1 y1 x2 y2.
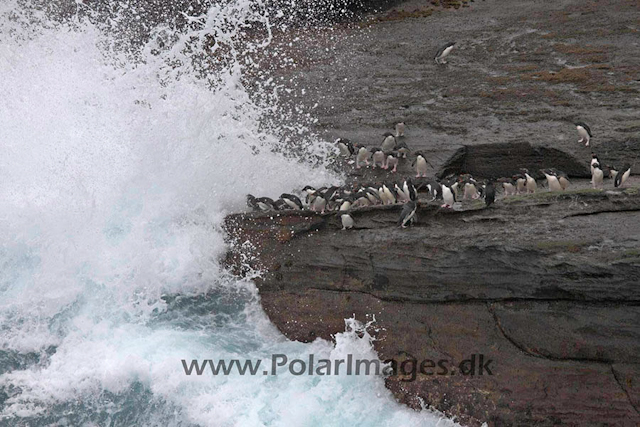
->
0 1 460 425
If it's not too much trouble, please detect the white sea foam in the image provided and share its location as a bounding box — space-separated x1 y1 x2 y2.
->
0 1 461 425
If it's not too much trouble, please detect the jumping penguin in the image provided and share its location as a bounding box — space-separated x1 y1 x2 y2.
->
341 211 355 230
280 193 304 210
575 122 593 147
336 138 355 157
435 41 456 64
247 194 277 212
614 164 631 188
398 200 418 228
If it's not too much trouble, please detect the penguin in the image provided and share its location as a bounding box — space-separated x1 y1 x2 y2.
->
339 195 354 212
371 147 386 169
421 179 442 201
413 151 429 178
355 144 370 169
520 168 536 193
540 169 563 192
590 153 600 176
247 194 276 212
365 186 383 205
394 179 414 203
434 41 456 64
384 152 399 172
394 140 410 158
498 177 517 196
380 183 397 205
591 162 604 189
280 193 303 210
441 182 456 208
324 186 341 211
395 122 406 138
353 191 371 208
462 176 481 200
336 138 355 157
607 165 618 181
310 190 327 213
484 180 495 207
341 211 355 230
398 200 418 228
513 172 527 194
381 132 396 152
305 186 323 208
403 178 417 203
575 122 593 147
614 164 631 188
302 186 316 197
554 169 571 190
273 198 289 210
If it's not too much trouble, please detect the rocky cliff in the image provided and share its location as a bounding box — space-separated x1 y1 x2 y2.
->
220 0 640 424
224 184 640 426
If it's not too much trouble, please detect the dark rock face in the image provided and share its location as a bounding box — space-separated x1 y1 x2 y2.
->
437 142 591 179
276 0 640 180
224 188 640 426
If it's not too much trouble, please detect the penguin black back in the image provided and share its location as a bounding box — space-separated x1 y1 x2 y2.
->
484 181 495 207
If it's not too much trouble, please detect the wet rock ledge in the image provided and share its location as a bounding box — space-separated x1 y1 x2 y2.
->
224 186 640 426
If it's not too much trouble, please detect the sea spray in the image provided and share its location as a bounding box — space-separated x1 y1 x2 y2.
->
1 1 460 425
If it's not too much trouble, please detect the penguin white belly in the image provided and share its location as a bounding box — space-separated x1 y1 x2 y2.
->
416 158 428 177
395 123 405 137
592 169 604 188
442 186 454 207
356 149 369 167
545 175 562 192
341 214 354 230
578 127 588 139
381 136 395 152
312 197 327 212
386 156 398 172
338 144 350 156
383 188 395 205
516 179 526 193
373 152 385 168
620 169 631 186
463 183 478 200
503 183 515 196
559 177 570 190
525 175 537 193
